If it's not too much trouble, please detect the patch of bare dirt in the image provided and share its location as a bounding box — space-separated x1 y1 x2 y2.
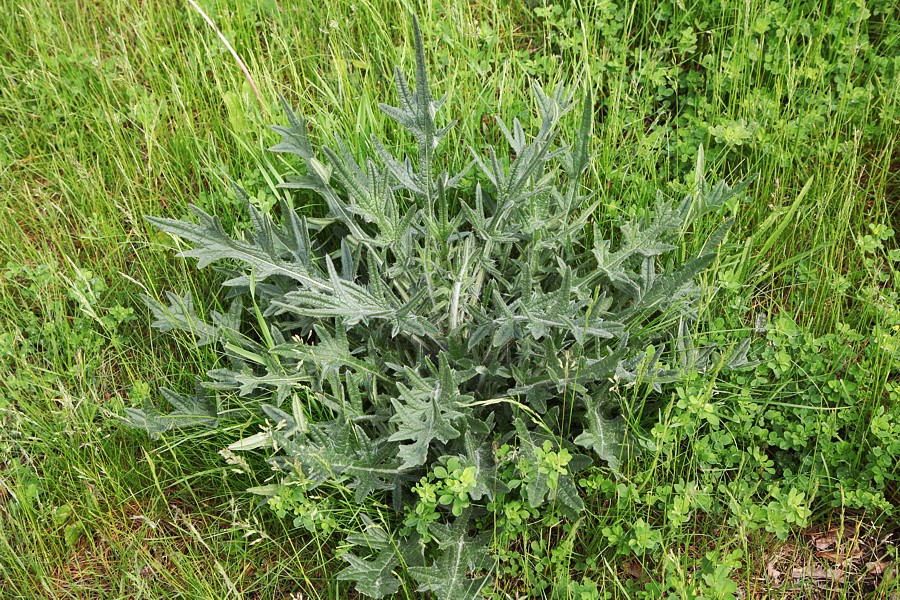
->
760 519 897 598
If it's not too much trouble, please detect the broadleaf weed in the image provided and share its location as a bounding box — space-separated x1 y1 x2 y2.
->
128 16 753 599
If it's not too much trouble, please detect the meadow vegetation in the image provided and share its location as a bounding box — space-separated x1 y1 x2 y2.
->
0 0 898 598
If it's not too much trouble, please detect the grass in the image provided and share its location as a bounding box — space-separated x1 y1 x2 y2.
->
0 0 898 598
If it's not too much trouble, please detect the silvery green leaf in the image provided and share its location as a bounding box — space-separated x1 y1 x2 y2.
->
337 549 401 599
119 387 217 437
409 515 493 600
574 396 625 473
227 430 272 451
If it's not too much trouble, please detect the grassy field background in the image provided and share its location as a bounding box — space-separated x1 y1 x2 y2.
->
0 0 898 598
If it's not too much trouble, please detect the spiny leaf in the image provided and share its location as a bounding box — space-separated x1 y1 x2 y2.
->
389 390 462 469
554 475 585 519
119 387 217 438
269 97 314 159
408 515 493 600
337 549 401 599
143 291 219 346
564 88 593 179
574 396 625 472
147 206 323 288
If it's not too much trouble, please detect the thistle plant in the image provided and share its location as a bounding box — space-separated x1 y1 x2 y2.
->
126 18 749 599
